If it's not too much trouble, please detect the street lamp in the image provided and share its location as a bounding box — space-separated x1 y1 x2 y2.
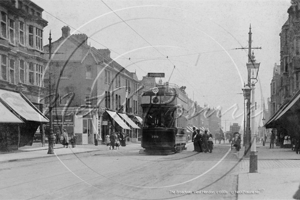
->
47 32 54 154
242 84 251 156
247 52 260 173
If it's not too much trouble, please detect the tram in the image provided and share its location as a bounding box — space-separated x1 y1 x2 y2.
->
141 83 190 153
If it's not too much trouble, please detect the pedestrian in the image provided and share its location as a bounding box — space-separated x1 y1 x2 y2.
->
192 127 197 151
270 130 275 149
63 129 69 148
235 134 241 151
295 137 300 154
263 134 267 146
193 129 203 152
106 134 111 150
202 130 209 153
115 134 120 150
110 132 116 150
208 134 214 153
55 130 60 144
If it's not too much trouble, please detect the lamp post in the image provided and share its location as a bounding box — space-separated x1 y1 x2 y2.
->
242 85 251 156
47 32 54 154
262 116 266 146
247 52 260 173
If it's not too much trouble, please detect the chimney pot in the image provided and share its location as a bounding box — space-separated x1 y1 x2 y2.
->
62 26 70 38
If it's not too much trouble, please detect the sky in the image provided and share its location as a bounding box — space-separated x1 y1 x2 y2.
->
32 0 291 131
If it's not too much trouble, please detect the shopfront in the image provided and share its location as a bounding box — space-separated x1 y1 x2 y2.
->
0 89 49 151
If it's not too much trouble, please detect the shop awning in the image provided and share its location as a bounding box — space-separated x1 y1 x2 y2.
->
135 116 143 124
186 127 192 133
118 113 140 129
186 126 193 132
106 110 131 130
265 92 300 128
0 101 23 123
0 89 48 123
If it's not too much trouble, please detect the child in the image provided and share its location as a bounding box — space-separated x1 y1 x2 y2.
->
115 139 120 150
106 134 111 150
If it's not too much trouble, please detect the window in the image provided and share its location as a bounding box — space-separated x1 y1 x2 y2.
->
19 60 25 83
116 94 118 110
1 12 7 38
272 81 276 95
9 59 15 84
86 66 92 79
28 62 34 85
35 28 42 50
35 64 43 86
105 70 110 84
19 21 25 45
28 25 34 47
9 19 15 44
105 91 110 108
1 55 7 80
30 8 35 16
115 75 121 88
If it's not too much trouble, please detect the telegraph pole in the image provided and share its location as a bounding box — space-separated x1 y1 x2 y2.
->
235 25 261 157
47 32 54 154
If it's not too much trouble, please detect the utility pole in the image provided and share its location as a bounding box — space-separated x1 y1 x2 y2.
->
47 32 54 154
235 25 261 157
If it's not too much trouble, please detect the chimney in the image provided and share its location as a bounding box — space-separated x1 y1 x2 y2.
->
62 26 70 38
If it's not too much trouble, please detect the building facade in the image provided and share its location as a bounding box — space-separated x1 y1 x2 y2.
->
43 26 140 144
0 0 47 108
0 0 48 150
267 3 300 140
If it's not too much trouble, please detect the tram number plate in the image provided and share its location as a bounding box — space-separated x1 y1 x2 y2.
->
152 135 159 139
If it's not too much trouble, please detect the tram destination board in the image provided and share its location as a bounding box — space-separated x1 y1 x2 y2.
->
147 73 165 77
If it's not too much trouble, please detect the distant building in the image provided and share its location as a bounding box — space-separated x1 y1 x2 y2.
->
230 123 240 133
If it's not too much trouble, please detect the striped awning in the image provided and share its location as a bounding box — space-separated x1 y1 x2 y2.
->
118 113 140 129
106 110 131 130
0 101 23 123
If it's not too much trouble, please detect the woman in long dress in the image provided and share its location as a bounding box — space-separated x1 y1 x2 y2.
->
194 129 203 152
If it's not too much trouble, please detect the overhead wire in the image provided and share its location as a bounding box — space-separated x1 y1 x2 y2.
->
100 0 177 82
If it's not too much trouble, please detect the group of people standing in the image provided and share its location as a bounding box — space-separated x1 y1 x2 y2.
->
55 129 71 148
192 127 213 153
106 132 125 150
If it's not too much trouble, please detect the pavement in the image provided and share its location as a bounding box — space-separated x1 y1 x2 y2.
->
0 141 140 163
236 143 300 200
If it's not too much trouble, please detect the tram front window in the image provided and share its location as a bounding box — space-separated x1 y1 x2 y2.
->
144 107 175 128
